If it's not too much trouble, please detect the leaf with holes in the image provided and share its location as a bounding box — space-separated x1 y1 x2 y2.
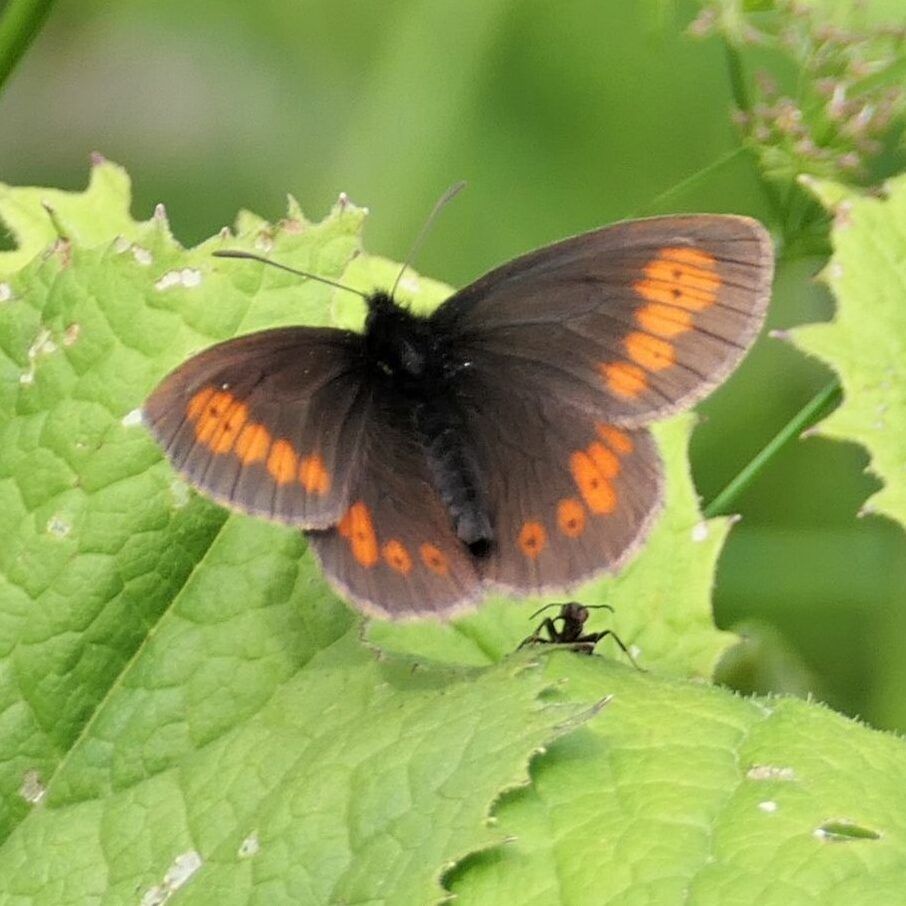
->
446 652 906 904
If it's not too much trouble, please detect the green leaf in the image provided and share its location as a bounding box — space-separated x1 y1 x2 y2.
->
448 652 906 904
7 161 904 903
0 163 588 903
793 175 906 528
0 515 578 905
0 157 143 277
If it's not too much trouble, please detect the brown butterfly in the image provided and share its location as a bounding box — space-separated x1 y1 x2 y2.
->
143 214 773 618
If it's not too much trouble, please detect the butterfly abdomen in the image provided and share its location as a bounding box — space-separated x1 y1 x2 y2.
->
413 397 492 555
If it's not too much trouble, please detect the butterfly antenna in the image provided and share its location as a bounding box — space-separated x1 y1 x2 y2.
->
390 180 467 298
213 249 369 300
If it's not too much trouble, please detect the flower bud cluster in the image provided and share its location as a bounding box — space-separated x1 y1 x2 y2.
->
690 0 906 184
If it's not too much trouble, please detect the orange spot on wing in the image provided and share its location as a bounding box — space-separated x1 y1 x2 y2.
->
187 387 215 421
382 539 413 575
339 501 379 568
600 362 647 399
596 424 634 455
234 422 271 464
648 256 720 293
625 332 675 372
636 246 720 313
267 439 298 485
299 454 331 495
210 399 249 454
570 451 617 514
420 542 449 576
635 278 716 312
557 498 586 538
586 441 620 478
636 302 693 338
194 391 234 445
518 521 547 559
664 247 716 268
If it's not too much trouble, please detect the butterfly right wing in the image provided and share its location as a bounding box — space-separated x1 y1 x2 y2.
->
451 365 664 595
432 214 772 429
143 327 368 528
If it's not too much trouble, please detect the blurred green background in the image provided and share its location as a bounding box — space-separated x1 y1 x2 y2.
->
1 0 904 728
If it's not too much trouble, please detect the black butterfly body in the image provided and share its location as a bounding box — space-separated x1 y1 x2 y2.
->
361 290 492 552
143 214 773 618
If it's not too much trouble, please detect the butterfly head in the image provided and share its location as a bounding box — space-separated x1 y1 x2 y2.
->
364 289 439 383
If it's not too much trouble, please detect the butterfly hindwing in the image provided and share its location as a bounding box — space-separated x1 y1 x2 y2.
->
434 214 772 428
143 327 366 527
454 369 664 594
305 396 481 618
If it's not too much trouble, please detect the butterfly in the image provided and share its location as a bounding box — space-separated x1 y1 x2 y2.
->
143 213 773 619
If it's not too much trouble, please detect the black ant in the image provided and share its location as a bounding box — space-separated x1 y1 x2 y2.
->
518 601 643 669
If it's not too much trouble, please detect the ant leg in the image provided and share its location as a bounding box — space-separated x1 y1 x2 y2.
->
518 617 564 649
540 617 564 643
580 631 645 671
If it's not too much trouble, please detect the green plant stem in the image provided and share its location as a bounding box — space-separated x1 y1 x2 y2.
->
722 37 750 112
721 36 788 228
703 378 842 518
0 0 56 95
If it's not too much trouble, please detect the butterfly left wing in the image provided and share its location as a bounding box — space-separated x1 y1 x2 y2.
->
305 395 482 618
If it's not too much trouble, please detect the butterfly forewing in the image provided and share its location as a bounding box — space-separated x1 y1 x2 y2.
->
143 327 366 527
434 214 772 428
305 397 481 618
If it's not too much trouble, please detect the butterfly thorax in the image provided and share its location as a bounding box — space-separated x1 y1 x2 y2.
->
363 292 445 385
363 290 493 554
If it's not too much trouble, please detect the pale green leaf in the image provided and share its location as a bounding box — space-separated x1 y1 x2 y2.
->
0 158 141 277
0 520 576 905
794 175 906 527
449 652 906 904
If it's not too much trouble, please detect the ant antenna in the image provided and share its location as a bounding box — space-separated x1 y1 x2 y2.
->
528 602 615 620
212 249 369 300
390 181 467 298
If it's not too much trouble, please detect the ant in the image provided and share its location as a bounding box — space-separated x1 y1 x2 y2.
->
518 601 643 669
